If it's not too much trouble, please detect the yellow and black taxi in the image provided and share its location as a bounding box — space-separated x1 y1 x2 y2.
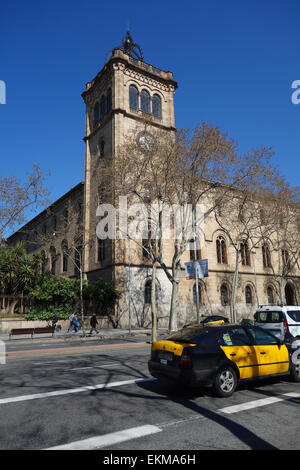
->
148 323 300 397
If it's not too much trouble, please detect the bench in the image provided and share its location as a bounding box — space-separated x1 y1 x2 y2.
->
9 326 55 340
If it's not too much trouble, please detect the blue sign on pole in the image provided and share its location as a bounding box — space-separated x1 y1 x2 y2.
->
198 259 208 278
185 260 208 280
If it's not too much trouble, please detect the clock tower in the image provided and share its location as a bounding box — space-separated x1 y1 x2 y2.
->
81 33 177 323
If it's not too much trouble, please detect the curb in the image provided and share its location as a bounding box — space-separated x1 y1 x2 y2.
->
1 329 168 345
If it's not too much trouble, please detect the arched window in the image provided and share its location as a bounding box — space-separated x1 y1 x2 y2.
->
241 240 251 266
267 286 274 304
282 249 290 271
152 94 162 118
129 85 139 110
61 240 68 272
245 285 253 304
144 280 152 304
262 244 271 268
221 284 229 306
141 89 150 113
106 88 112 112
100 95 106 119
94 102 100 126
50 246 56 275
285 283 295 305
216 236 227 264
193 282 202 305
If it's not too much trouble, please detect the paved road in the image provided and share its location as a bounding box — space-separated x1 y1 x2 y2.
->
0 339 299 452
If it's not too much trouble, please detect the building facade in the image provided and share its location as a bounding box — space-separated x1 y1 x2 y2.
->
8 33 300 327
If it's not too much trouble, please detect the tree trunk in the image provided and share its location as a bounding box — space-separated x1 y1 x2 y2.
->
231 249 239 323
169 266 180 332
80 268 85 336
151 260 157 342
8 299 18 315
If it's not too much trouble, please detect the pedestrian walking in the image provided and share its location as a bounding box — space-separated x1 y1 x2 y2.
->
89 313 99 335
51 313 58 329
68 312 79 333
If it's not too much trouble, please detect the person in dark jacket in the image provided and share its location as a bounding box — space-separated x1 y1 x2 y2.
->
89 313 99 334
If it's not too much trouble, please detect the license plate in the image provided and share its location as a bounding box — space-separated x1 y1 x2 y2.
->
158 351 173 361
160 359 168 365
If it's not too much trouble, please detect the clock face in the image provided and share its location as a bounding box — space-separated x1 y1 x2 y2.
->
138 131 154 151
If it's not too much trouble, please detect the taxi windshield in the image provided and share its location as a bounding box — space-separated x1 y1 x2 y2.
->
167 327 208 343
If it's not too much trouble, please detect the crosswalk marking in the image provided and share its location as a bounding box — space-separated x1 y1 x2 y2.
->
45 425 162 450
0 377 155 405
219 392 300 414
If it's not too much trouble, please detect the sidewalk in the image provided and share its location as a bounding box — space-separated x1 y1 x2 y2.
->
0 328 169 344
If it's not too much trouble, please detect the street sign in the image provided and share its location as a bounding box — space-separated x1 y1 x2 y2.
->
185 260 208 280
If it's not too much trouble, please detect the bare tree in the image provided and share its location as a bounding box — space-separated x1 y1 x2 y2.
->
256 183 300 304
98 121 277 332
0 164 49 240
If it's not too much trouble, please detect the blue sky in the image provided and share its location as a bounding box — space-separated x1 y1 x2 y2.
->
0 0 299 234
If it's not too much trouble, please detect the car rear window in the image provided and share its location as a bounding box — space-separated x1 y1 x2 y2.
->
255 311 284 323
167 327 209 343
286 311 300 322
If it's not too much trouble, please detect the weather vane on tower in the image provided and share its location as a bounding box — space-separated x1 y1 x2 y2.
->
105 31 144 63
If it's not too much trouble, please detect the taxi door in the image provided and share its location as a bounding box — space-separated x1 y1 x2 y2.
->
220 327 259 379
247 327 289 377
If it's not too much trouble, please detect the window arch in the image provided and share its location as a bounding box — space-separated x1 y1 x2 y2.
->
100 95 106 119
267 286 274 304
144 279 152 305
245 285 253 304
262 243 271 268
106 88 112 112
152 94 162 118
94 102 100 126
129 85 139 110
216 236 227 264
141 89 150 113
221 284 229 306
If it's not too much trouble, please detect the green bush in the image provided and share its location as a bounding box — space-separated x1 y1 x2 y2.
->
24 305 73 321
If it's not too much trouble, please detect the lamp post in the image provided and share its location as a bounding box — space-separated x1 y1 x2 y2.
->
192 206 200 324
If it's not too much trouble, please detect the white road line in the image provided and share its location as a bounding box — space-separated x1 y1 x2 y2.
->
219 392 300 414
45 424 162 450
0 377 155 405
68 363 119 371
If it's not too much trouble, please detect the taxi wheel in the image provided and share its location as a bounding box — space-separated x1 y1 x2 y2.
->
290 353 300 382
213 366 237 397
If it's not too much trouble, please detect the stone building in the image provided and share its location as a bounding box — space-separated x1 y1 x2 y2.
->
7 32 300 328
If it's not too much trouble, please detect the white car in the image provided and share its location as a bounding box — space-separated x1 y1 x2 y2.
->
254 306 300 342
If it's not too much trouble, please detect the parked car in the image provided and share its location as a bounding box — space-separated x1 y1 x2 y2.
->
148 323 300 397
183 315 229 328
254 306 300 342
